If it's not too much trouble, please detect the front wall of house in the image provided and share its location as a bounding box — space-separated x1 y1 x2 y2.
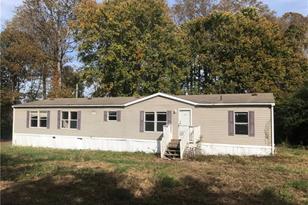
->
193 106 272 146
13 96 272 152
14 96 193 141
124 96 194 139
14 108 126 138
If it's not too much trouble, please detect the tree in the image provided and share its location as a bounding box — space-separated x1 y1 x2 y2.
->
0 0 81 138
15 0 80 97
0 21 48 101
275 81 308 145
171 0 274 24
62 65 84 98
279 12 308 56
74 0 188 96
171 0 216 24
0 22 46 138
182 8 307 99
216 0 274 16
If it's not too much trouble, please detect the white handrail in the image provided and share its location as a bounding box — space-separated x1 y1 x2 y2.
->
179 125 190 159
179 130 189 159
190 126 201 144
179 125 201 159
160 124 172 158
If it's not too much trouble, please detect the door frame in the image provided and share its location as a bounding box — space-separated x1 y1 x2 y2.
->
178 108 192 126
178 108 193 140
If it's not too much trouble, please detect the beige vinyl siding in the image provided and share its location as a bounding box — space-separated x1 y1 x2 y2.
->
193 107 272 146
123 96 194 140
15 108 125 138
14 96 272 146
14 96 193 141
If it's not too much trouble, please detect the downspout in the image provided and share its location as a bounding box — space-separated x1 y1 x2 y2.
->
271 104 275 155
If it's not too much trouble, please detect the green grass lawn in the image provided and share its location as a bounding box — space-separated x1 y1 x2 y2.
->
1 142 307 205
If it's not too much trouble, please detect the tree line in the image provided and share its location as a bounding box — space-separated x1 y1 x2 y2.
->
1 0 307 144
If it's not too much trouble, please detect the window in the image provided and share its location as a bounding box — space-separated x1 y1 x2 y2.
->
157 112 167 131
70 112 78 129
62 111 78 129
108 111 117 121
30 111 47 128
235 112 248 135
62 111 69 128
40 111 48 127
145 112 155 131
30 111 38 127
145 112 167 132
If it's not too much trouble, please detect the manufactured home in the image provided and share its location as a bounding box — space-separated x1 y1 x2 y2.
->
12 92 275 158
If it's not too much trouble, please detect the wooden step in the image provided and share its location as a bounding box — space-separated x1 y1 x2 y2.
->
168 144 179 149
168 139 180 148
165 149 180 154
171 139 180 143
164 153 180 159
165 153 180 157
164 139 181 159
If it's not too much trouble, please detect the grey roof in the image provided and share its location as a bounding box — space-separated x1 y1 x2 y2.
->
14 96 139 107
13 93 274 108
178 93 275 104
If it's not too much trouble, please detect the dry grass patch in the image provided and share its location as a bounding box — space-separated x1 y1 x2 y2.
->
1 142 307 205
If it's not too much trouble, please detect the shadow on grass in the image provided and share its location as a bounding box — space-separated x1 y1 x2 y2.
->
1 153 58 181
1 146 297 205
1 168 293 205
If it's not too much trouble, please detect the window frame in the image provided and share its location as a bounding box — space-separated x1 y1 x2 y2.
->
108 111 118 121
144 111 167 132
61 111 78 129
29 111 48 128
234 112 249 135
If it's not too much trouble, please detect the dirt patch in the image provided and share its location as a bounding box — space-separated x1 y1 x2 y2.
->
119 169 154 198
0 181 14 190
51 160 116 172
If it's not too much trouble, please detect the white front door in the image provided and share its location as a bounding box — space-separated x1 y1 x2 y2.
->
178 109 191 139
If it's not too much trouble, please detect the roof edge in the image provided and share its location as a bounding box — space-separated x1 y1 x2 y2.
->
123 92 198 107
196 103 275 106
12 92 275 108
12 104 125 108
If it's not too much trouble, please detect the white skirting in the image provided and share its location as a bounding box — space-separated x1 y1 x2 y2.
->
13 133 160 153
200 143 272 156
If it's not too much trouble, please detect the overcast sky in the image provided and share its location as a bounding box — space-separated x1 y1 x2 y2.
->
1 0 307 29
